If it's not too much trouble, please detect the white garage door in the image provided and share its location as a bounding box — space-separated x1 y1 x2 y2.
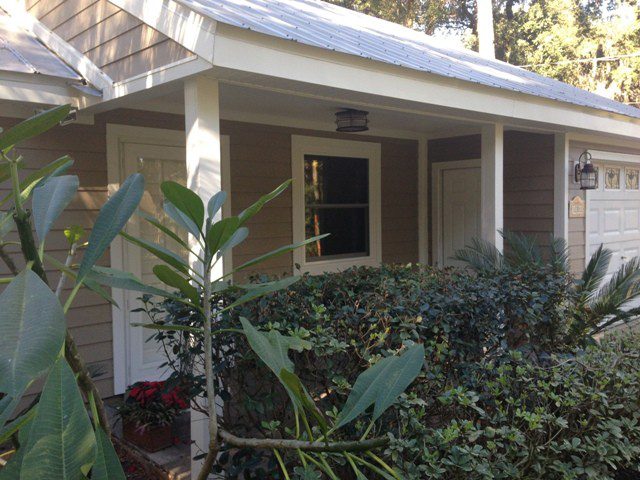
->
587 162 640 284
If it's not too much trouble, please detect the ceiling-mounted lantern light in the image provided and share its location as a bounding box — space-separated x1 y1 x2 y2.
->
335 109 369 132
574 150 597 190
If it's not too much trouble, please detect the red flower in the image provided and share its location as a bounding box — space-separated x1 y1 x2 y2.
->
161 393 174 407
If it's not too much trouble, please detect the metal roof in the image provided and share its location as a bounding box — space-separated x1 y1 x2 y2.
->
0 9 81 81
178 0 640 119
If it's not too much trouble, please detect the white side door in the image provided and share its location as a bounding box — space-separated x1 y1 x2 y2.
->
115 136 231 390
434 161 482 267
122 142 189 386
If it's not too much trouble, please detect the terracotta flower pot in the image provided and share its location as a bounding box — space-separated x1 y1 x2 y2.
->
123 419 173 453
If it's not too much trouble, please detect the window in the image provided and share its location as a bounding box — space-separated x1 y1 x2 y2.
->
292 136 381 273
626 168 639 190
605 167 621 190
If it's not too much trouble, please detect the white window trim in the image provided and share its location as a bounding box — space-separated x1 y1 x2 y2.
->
291 135 382 274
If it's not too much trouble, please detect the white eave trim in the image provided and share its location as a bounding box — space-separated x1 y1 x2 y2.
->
110 55 212 100
588 149 640 163
0 0 114 95
109 0 217 64
210 25 640 140
0 72 84 106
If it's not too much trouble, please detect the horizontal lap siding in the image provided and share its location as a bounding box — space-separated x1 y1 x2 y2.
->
26 0 193 82
427 132 555 261
222 121 420 279
503 131 554 246
381 140 418 263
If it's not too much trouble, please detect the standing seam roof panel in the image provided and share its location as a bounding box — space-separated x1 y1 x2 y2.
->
177 0 640 119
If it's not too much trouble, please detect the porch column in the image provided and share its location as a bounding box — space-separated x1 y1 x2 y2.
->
184 75 224 478
553 133 569 241
418 136 429 264
480 123 504 251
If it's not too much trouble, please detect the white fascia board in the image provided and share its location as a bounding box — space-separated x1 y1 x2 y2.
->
0 0 114 95
211 25 640 140
567 132 640 151
109 0 217 63
587 150 640 163
109 56 212 101
0 72 93 107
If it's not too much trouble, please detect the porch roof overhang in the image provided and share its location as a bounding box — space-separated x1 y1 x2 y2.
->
0 4 109 109
5 0 640 142
100 0 640 141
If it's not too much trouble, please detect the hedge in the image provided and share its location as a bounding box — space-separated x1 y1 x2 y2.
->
147 264 640 479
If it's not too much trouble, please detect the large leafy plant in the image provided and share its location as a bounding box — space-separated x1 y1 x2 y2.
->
93 175 426 479
0 106 144 479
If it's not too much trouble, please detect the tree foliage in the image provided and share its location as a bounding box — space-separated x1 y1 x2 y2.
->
331 0 640 105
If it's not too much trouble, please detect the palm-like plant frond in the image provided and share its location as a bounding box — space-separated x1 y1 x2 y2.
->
589 256 640 316
453 237 503 272
550 236 570 272
577 245 612 304
502 230 542 267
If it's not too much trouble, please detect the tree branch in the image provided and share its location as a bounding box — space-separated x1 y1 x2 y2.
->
219 430 389 453
0 244 18 275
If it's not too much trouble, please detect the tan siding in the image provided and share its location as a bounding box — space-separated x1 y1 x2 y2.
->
503 131 555 246
429 135 481 163
27 0 193 82
427 132 555 260
222 121 419 276
381 140 419 264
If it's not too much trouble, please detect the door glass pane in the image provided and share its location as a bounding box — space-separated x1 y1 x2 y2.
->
303 154 369 261
135 157 188 369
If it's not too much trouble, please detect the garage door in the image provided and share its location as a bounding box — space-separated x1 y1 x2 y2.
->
587 161 640 284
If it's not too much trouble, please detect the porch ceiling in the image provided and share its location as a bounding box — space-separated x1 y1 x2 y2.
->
126 82 482 139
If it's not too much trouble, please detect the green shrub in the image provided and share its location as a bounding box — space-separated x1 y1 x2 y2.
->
391 332 640 479
147 263 589 478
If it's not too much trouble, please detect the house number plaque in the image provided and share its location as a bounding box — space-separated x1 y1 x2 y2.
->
569 195 585 218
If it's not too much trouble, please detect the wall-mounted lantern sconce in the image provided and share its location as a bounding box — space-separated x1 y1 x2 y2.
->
574 150 597 190
335 109 369 132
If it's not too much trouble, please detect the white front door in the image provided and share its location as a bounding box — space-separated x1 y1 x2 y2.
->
122 142 189 386
434 161 482 267
588 162 640 290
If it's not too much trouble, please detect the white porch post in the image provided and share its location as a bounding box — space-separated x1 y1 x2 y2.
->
418 136 429 264
184 75 224 478
554 133 569 241
480 123 504 251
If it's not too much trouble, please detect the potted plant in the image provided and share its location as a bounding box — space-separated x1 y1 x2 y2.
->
118 380 189 452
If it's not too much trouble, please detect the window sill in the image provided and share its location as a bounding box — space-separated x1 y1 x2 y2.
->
296 255 381 275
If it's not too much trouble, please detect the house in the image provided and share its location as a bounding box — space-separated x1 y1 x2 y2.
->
2 0 640 471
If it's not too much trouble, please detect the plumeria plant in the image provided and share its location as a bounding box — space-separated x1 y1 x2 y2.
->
0 105 143 479
92 174 426 480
